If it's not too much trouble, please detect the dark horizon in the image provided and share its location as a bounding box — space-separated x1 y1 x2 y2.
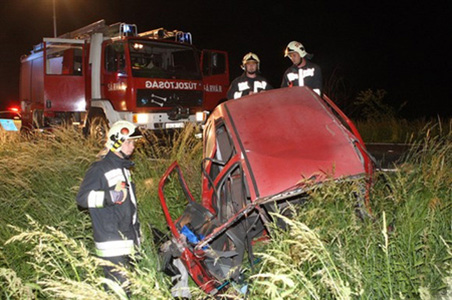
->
1 0 450 118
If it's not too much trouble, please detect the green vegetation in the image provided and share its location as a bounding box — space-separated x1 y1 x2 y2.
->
0 122 450 299
325 87 451 143
355 117 450 143
353 91 451 142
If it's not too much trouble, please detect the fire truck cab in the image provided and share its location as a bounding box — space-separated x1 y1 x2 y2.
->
19 20 229 133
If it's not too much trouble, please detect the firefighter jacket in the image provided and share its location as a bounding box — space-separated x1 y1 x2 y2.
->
227 73 272 99
281 60 323 96
76 151 141 258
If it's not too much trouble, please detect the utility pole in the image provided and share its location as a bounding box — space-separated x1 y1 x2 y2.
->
53 0 57 37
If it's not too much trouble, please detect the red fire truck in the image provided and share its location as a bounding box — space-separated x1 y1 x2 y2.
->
19 20 229 133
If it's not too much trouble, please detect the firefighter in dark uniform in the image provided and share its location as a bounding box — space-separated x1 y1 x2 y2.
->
76 120 142 296
281 41 323 96
227 52 272 99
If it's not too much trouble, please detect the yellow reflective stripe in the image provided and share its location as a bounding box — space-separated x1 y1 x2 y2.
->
95 240 134 257
88 191 105 208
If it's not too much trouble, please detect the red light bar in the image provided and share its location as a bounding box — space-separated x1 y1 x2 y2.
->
9 107 19 112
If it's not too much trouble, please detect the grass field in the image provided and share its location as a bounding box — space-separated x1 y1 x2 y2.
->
0 119 450 299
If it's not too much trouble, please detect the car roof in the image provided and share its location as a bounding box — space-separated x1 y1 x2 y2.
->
221 87 366 199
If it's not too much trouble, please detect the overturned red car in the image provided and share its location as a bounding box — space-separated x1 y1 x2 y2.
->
158 87 374 295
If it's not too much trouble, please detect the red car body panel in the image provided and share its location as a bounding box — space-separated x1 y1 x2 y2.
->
222 87 367 198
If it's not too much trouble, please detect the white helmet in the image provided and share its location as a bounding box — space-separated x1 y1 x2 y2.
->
106 120 142 152
284 41 312 59
241 52 260 70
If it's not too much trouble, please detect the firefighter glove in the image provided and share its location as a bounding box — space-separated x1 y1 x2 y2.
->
109 181 128 204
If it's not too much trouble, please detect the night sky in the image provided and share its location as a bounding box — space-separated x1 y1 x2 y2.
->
0 0 450 117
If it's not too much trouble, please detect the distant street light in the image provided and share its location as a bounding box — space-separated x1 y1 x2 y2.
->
53 0 57 37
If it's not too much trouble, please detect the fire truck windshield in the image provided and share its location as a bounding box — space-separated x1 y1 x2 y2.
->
129 41 201 80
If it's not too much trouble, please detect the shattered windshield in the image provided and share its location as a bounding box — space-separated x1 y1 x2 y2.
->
129 40 201 80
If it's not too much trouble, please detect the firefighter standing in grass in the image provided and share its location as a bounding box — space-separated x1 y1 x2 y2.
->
281 41 323 96
76 120 142 297
227 52 272 99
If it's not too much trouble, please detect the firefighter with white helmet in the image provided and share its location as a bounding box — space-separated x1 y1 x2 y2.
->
76 120 142 296
281 41 323 96
241 52 260 70
106 120 142 156
227 52 272 99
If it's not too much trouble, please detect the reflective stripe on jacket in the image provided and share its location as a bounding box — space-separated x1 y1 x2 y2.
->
281 60 322 95
95 240 135 257
227 73 272 99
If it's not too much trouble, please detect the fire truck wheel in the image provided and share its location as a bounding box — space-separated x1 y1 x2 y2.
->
86 114 109 142
32 109 44 129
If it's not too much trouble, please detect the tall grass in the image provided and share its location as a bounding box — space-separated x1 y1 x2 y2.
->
0 122 450 299
133 125 204 233
339 88 452 143
355 117 451 143
0 126 202 299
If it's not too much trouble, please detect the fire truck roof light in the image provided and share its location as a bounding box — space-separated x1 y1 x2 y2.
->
176 32 192 44
120 23 137 37
9 107 19 112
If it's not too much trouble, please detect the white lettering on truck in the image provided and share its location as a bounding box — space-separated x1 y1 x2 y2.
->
107 82 127 91
203 84 223 92
145 80 199 90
